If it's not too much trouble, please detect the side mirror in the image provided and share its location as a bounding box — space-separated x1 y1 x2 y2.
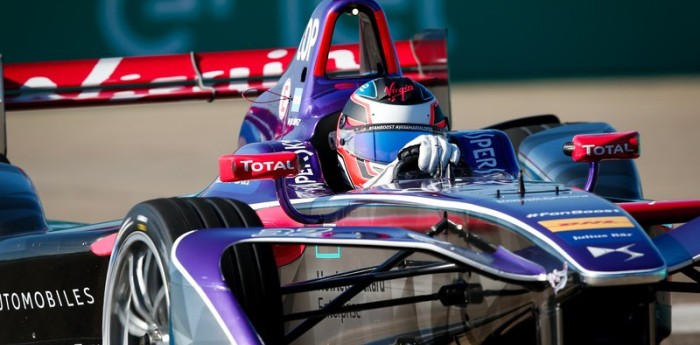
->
218 152 350 225
563 131 640 163
219 152 299 182
562 131 640 192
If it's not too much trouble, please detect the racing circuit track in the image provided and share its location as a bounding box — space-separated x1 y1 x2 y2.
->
7 76 700 344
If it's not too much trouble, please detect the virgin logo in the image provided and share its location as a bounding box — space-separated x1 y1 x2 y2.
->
384 82 414 102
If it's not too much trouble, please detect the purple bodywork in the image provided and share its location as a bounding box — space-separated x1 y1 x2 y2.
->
171 0 700 343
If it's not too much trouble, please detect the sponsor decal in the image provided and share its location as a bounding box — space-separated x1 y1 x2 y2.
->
0 288 95 312
569 231 634 242
278 78 291 119
296 18 320 62
582 143 636 157
568 132 640 162
239 159 296 172
223 152 299 181
496 194 589 204
587 244 644 261
316 271 385 293
315 270 386 323
318 297 361 323
253 227 333 237
538 216 634 232
356 123 435 133
136 215 148 231
281 140 327 192
384 82 414 102
526 208 620 219
327 49 360 71
10 49 294 105
466 133 499 174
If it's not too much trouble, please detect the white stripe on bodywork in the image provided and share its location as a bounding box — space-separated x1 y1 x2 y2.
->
248 193 665 283
239 234 546 283
171 231 237 344
78 58 123 99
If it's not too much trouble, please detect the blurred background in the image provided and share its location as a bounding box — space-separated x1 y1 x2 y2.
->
2 2 700 342
1 0 699 79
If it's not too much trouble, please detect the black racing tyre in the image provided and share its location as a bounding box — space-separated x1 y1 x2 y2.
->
221 241 284 344
102 197 279 344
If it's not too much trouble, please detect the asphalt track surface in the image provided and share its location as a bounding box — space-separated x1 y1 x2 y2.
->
7 76 700 344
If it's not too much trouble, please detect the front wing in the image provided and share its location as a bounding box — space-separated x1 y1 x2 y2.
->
170 226 548 344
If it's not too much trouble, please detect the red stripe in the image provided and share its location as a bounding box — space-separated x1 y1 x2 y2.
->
313 11 340 77
619 200 700 225
374 9 399 74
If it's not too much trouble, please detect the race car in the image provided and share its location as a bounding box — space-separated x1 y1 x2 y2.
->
2 0 700 344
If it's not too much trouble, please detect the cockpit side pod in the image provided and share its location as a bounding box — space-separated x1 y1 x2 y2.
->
449 129 520 178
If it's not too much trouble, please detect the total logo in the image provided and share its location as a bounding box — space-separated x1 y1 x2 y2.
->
582 143 636 156
239 159 296 172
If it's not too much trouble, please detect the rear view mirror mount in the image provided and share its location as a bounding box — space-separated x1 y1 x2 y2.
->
563 131 640 192
219 152 354 224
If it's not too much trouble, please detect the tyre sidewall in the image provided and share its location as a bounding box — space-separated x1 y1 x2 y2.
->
102 201 196 342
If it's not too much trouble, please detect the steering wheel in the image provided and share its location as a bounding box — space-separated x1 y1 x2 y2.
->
392 145 470 182
392 145 432 182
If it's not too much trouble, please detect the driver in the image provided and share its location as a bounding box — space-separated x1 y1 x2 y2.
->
335 76 461 189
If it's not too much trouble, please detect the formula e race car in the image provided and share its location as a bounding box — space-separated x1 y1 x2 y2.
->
2 0 700 344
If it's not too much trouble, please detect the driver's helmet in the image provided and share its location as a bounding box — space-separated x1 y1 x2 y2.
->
336 76 449 188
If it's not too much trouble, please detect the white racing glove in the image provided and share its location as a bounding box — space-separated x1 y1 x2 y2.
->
363 134 460 188
403 134 461 175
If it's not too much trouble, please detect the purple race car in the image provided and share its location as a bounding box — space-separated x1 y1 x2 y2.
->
2 0 700 344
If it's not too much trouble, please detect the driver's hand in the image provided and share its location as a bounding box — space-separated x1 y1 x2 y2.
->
362 134 460 189
401 135 460 175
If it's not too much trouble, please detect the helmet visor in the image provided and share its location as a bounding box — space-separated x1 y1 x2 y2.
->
339 124 443 164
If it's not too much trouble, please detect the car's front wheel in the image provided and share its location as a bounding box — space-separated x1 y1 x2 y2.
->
102 197 263 344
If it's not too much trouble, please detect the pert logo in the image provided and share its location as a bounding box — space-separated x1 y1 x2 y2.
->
465 133 499 174
539 216 635 232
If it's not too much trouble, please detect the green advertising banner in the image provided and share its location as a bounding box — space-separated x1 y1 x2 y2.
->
1 0 699 81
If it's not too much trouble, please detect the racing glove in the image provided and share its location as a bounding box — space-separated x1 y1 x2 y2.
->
363 134 460 188
402 134 461 176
